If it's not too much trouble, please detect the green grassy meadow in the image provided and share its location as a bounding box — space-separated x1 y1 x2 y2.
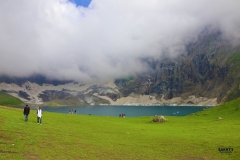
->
0 91 22 106
0 99 240 160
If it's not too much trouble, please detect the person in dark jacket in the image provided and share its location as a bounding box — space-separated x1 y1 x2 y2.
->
23 105 30 122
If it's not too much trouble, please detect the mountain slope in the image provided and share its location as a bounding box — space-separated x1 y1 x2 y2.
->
0 32 240 106
115 32 240 104
0 91 23 105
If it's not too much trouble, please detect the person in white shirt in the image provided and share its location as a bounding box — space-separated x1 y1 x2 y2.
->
37 107 42 125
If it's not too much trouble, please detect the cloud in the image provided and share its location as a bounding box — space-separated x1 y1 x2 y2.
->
0 0 240 82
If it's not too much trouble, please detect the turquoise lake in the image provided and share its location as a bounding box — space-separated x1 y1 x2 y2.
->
20 105 208 117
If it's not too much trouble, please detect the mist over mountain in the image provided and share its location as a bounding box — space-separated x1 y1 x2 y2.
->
115 31 240 104
1 0 240 81
1 1 240 105
0 74 73 86
1 30 240 106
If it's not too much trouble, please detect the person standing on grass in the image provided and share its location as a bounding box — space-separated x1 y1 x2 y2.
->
36 107 40 123
23 105 30 122
37 107 42 125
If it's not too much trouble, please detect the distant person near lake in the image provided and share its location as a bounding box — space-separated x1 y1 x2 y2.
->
120 113 126 118
23 105 30 122
37 107 42 125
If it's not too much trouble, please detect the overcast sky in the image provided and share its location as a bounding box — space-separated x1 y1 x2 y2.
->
0 0 240 82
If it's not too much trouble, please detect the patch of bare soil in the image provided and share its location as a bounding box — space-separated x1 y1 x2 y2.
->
22 152 39 159
0 130 11 141
0 149 18 154
177 157 213 160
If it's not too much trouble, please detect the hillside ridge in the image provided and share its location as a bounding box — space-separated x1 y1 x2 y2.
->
1 32 240 106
